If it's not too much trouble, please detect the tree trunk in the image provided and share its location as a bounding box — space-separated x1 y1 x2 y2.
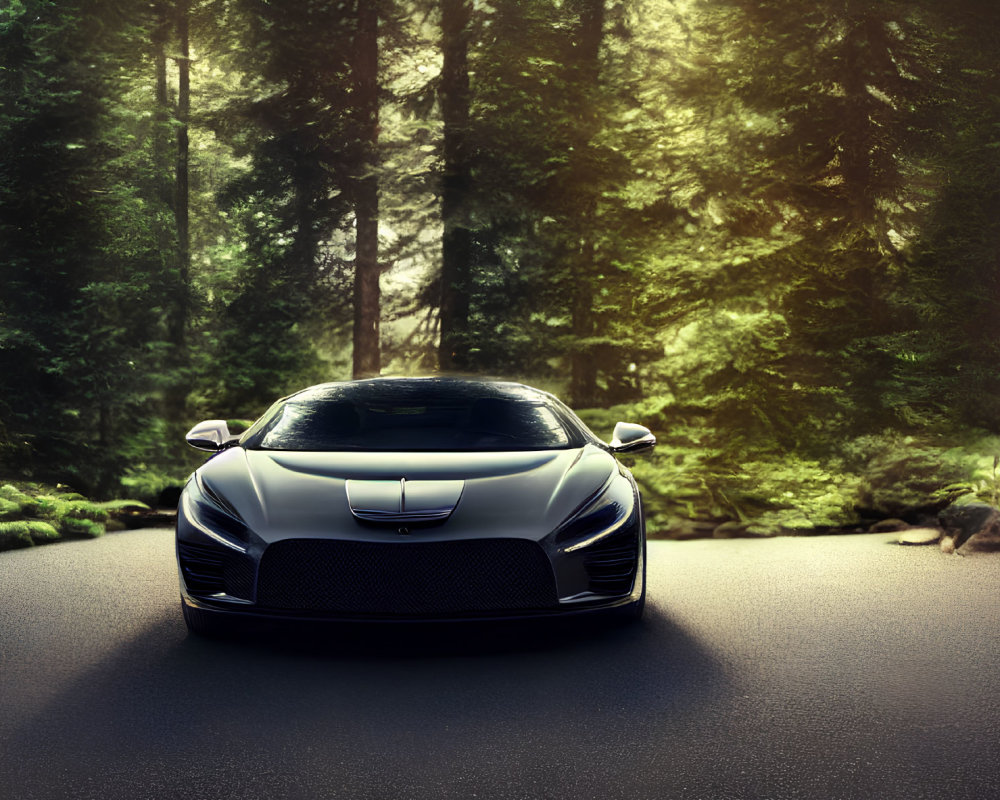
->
151 7 171 213
438 0 473 372
352 0 381 379
175 0 190 301
568 0 604 407
166 0 190 419
569 241 598 406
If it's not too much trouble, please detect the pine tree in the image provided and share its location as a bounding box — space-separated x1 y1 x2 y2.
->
0 0 178 490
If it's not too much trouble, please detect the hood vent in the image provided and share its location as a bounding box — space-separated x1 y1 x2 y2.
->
346 478 464 524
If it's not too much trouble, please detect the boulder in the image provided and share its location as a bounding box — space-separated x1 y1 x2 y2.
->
897 527 942 546
938 501 1000 553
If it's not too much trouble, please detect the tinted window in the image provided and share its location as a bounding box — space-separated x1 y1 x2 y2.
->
245 390 578 451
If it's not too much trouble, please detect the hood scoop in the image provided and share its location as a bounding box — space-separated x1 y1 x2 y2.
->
346 478 464 524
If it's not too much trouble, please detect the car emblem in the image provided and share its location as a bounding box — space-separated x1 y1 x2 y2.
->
397 526 410 536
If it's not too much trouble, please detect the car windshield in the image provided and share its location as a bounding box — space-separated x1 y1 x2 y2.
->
243 382 582 452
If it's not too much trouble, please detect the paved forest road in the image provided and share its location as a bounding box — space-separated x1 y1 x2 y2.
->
2 530 999 800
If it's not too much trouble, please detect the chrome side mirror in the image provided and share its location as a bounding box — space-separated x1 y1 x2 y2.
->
185 420 237 452
610 422 656 454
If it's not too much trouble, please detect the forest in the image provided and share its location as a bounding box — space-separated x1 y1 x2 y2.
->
2 0 1000 537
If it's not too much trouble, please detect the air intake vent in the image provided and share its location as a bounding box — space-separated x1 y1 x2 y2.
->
178 541 254 600
582 528 638 596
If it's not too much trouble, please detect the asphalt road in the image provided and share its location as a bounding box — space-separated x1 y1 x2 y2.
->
1 530 999 800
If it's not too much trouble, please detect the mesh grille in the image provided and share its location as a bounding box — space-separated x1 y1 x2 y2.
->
256 538 558 615
582 527 639 596
178 540 255 600
223 551 256 599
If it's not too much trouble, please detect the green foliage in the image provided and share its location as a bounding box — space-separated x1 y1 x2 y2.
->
3 0 1000 538
725 459 862 536
496 1 649 404
0 482 143 549
35 495 108 524
634 442 862 537
578 402 998 537
0 522 33 550
965 448 1000 508
110 417 200 504
120 467 187 507
0 0 184 493
0 492 66 545
197 0 364 410
57 517 105 538
26 520 60 543
0 483 41 515
844 433 974 517
95 499 151 512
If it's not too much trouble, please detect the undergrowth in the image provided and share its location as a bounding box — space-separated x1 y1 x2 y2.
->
578 406 1000 538
0 483 148 551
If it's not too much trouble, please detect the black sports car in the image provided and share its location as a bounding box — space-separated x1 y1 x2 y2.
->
177 377 655 634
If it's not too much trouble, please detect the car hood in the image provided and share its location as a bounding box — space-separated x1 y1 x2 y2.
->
196 445 618 543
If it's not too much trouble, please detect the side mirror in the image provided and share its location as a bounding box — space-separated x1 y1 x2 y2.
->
610 422 656 454
185 420 237 452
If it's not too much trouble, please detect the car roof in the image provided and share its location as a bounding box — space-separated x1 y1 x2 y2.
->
281 377 557 405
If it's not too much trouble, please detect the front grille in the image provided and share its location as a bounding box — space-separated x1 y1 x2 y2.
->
582 527 639 596
256 538 558 615
178 541 255 600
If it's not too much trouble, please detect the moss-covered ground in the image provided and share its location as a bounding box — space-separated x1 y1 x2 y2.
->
0 483 149 552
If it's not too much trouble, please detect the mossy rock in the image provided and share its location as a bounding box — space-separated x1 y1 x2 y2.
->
58 517 105 538
26 520 60 543
34 495 63 517
0 521 34 549
0 483 142 548
36 496 109 523
19 497 41 515
0 485 40 515
0 497 21 519
65 500 110 522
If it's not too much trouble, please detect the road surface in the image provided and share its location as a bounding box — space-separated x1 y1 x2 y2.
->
1 529 998 799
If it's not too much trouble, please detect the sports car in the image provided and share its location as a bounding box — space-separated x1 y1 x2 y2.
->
176 377 655 634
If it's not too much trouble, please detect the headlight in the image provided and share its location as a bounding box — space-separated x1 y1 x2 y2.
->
554 476 636 552
182 472 250 550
